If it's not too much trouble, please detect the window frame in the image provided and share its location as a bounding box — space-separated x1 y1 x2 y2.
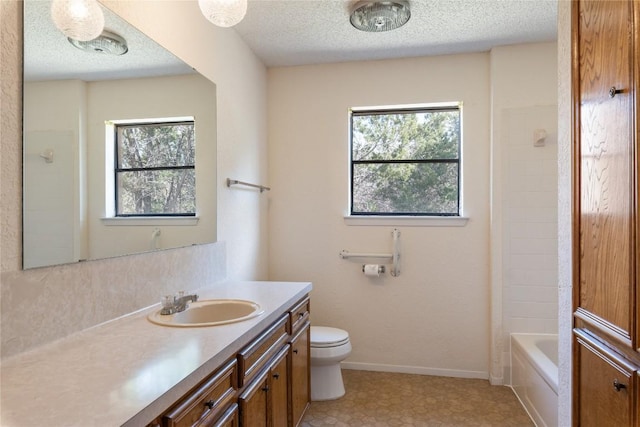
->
114 119 196 218
349 103 462 217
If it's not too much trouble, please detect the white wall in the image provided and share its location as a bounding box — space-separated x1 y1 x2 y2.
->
0 0 267 358
489 43 559 384
268 54 492 377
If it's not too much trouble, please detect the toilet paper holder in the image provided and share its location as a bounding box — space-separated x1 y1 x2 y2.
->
362 264 385 274
339 229 400 277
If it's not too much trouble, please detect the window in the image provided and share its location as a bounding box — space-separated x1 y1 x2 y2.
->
114 120 196 216
350 104 461 216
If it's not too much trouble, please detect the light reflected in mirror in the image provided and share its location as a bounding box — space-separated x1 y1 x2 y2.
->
23 1 217 269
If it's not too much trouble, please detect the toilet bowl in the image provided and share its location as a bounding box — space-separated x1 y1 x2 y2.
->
310 326 352 401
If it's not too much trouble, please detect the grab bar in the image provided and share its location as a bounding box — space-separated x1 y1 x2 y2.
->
339 229 401 276
339 251 392 259
226 178 271 192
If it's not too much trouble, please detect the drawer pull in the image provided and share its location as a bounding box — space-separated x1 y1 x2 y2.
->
273 372 280 379
298 312 305 318
613 379 627 392
261 385 270 392
293 349 298 354
204 399 216 409
609 86 623 98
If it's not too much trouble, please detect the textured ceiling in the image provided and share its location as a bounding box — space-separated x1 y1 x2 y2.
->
234 0 558 67
24 1 193 81
25 0 558 80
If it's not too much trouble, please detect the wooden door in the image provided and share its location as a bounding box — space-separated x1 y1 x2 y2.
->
574 0 636 345
270 346 290 427
290 323 310 427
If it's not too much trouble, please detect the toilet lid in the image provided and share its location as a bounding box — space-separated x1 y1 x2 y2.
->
311 326 350 348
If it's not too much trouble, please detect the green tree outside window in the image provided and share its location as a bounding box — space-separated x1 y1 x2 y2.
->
351 107 460 215
115 121 196 216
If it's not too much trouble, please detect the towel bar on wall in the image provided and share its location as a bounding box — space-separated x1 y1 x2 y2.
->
339 229 401 276
226 178 271 192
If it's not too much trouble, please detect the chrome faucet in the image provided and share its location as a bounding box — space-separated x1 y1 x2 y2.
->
160 291 199 315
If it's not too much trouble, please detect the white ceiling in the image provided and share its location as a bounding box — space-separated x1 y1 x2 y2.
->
234 0 558 67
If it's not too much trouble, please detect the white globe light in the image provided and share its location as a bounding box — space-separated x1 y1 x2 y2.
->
51 0 105 41
198 0 248 28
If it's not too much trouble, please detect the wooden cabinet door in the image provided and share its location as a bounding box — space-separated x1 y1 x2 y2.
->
290 323 310 427
575 333 636 426
574 0 636 345
270 347 290 427
239 369 269 427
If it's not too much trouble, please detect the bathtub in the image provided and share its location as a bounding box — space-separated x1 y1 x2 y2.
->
510 333 558 427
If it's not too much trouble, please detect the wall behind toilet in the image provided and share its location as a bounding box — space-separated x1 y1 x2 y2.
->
267 53 492 377
267 42 558 378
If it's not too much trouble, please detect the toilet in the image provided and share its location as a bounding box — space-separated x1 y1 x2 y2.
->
310 326 352 401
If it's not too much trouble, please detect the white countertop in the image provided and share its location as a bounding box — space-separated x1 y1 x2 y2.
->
0 281 312 427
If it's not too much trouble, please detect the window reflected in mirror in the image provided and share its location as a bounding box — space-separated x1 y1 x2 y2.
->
23 1 217 269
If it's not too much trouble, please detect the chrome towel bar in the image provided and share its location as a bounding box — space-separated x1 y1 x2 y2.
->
226 178 271 192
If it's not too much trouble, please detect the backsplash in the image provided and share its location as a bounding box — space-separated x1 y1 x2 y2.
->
0 243 226 359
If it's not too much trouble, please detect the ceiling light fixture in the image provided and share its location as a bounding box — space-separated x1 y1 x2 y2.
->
51 0 105 41
350 0 411 32
68 30 128 56
198 0 248 28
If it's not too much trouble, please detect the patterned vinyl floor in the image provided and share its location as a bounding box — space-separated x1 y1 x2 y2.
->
301 370 535 427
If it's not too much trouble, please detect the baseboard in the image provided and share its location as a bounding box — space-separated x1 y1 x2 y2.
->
341 361 489 380
489 373 504 386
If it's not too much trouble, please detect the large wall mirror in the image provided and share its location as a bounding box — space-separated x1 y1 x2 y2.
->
23 1 217 269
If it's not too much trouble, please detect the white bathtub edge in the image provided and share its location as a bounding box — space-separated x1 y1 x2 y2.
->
511 333 559 394
510 333 559 427
508 383 544 427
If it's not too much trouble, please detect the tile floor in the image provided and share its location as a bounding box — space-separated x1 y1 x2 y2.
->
301 370 534 427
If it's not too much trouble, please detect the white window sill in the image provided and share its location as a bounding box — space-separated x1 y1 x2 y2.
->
101 216 199 226
344 215 469 227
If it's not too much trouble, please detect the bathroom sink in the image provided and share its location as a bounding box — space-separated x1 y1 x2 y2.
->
147 299 264 327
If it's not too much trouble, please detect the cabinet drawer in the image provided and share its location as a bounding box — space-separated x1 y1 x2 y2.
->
163 359 237 427
237 314 289 387
211 403 238 427
289 297 310 335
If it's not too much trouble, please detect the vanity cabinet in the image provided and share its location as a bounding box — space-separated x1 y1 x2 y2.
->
288 297 310 427
237 314 290 426
572 0 640 424
238 345 290 426
145 295 310 427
